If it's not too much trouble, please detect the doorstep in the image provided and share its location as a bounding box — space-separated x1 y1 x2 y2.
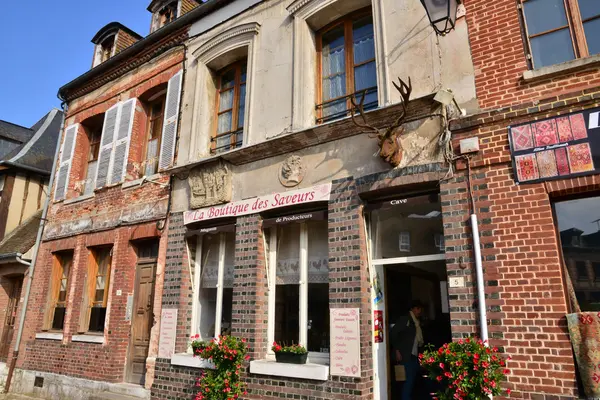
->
249 359 329 381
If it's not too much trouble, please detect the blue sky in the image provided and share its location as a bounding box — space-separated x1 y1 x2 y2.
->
0 1 152 128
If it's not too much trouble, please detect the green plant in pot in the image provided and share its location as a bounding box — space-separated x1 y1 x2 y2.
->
272 342 308 364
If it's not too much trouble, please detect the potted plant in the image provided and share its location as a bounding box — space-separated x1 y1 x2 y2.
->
272 342 308 364
190 334 209 356
420 338 511 399
192 335 250 400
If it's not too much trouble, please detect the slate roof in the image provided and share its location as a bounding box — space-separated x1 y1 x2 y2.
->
1 109 63 175
0 209 42 258
0 120 33 143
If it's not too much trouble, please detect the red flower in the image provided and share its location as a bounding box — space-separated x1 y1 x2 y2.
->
437 375 443 382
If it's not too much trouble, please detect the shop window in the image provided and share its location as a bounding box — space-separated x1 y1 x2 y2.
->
193 232 235 340
81 114 104 195
370 193 443 260
556 195 600 311
80 247 112 333
519 0 600 69
212 61 247 154
316 11 377 124
43 252 73 331
266 219 329 355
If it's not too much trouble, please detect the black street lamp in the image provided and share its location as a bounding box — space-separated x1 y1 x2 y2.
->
420 0 459 36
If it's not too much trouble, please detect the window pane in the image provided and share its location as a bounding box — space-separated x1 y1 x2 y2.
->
353 16 375 65
322 25 346 102
52 307 66 330
217 112 233 136
89 307 106 332
556 196 600 311
322 98 347 121
237 84 246 130
371 194 443 259
220 69 236 90
354 61 377 94
219 89 234 112
584 18 600 56
96 248 111 276
275 284 299 345
221 288 233 336
201 235 220 288
307 283 329 352
145 138 159 176
240 64 247 83
84 161 97 196
199 287 217 339
578 0 600 20
530 29 575 68
223 232 235 288
523 0 569 35
307 220 328 284
276 224 301 284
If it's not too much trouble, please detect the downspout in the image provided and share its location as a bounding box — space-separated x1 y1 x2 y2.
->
4 102 66 393
14 254 30 267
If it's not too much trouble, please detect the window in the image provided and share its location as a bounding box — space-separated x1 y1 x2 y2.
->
212 61 247 154
44 252 73 331
192 231 235 340
316 11 377 124
82 116 103 196
100 37 114 63
520 0 600 69
159 2 178 28
594 263 600 281
577 261 589 280
144 94 166 176
266 219 329 355
80 247 112 333
434 233 445 252
399 231 411 253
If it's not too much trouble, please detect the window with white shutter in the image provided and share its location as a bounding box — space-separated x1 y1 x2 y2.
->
109 98 136 185
54 124 79 201
158 70 183 171
95 104 119 189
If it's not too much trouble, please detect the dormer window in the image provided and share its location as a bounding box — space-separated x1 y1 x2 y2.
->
100 37 115 63
159 2 178 27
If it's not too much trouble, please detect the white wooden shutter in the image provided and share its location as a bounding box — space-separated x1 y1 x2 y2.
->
158 70 183 171
54 124 79 201
95 103 120 189
109 98 136 185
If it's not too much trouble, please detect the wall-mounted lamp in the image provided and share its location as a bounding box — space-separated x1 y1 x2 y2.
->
419 0 459 36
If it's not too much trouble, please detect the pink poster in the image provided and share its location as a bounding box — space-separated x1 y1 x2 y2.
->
330 308 361 377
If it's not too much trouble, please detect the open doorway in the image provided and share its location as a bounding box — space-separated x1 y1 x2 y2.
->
385 261 451 399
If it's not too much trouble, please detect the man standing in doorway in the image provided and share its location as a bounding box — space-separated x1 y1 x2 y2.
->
390 300 425 400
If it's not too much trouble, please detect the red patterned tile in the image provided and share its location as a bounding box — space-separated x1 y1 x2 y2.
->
515 153 539 182
536 150 558 178
555 148 570 176
567 143 595 173
533 120 558 147
556 117 573 143
570 113 588 140
511 125 534 151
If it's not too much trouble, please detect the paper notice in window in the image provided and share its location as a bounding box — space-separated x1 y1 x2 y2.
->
330 308 361 377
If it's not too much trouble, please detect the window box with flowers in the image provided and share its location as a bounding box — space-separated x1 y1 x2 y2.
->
271 342 308 365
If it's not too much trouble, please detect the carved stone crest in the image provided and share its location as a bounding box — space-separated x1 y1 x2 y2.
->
279 155 305 187
188 161 232 209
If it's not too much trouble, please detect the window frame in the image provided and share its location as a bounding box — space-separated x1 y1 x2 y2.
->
144 91 167 176
190 231 234 344
315 8 377 124
519 0 600 69
100 37 115 63
212 60 247 154
79 246 113 334
44 252 73 332
265 221 330 364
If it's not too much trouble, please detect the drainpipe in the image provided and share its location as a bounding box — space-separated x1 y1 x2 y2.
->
4 105 66 394
14 254 30 267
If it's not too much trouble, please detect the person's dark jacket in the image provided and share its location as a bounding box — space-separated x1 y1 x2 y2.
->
390 313 417 362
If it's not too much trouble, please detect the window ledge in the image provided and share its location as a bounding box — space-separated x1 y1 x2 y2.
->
171 353 215 369
522 55 600 83
64 193 95 205
35 332 63 341
122 174 163 190
72 334 105 344
249 359 329 381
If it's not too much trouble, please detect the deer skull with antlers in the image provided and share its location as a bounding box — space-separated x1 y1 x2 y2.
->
350 77 412 167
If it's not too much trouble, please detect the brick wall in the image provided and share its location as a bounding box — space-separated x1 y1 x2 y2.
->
463 0 600 110
18 224 165 384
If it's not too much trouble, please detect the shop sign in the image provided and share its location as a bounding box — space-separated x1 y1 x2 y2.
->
183 183 332 225
158 308 178 359
508 107 600 184
330 308 361 377
262 210 326 227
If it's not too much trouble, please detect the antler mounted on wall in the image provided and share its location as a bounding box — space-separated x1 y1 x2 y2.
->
350 77 412 167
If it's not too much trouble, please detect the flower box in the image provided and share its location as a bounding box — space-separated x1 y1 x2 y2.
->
275 352 308 364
